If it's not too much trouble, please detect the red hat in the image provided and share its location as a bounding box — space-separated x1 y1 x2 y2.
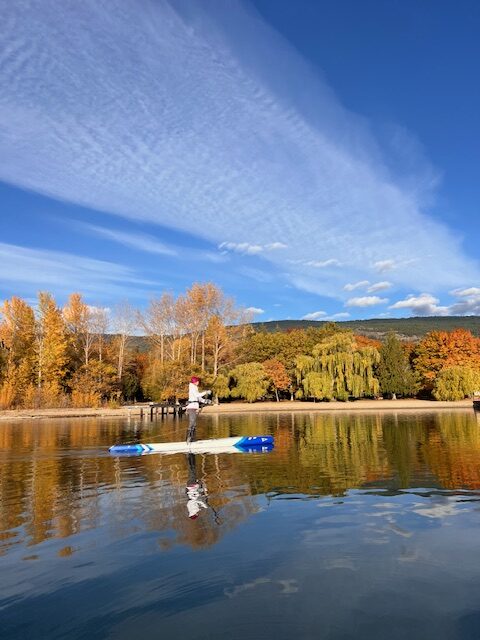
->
190 376 200 384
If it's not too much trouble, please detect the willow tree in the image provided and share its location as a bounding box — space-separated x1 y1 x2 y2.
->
295 332 380 401
230 362 270 403
433 366 480 401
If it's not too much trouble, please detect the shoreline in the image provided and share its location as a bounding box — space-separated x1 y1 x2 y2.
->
0 398 475 421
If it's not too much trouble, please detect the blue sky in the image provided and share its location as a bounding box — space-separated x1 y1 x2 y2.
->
1 0 479 321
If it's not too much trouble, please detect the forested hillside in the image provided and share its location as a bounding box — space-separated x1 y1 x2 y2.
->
252 316 480 338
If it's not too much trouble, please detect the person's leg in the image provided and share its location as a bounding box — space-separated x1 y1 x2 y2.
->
186 409 198 443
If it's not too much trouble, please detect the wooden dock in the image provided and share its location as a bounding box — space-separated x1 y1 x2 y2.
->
126 402 186 420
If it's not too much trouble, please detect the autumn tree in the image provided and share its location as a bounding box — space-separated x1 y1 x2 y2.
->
112 301 137 381
63 293 96 368
35 292 69 401
140 293 177 363
70 361 118 407
377 333 418 398
0 297 36 407
263 358 290 401
412 329 480 389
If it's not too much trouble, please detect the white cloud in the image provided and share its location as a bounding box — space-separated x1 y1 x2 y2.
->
0 0 479 303
304 259 341 268
367 281 392 293
80 223 177 256
389 293 449 316
219 241 286 255
449 294 480 316
265 242 288 250
373 260 396 273
302 310 327 320
344 280 370 291
245 306 265 315
220 242 263 255
451 287 480 297
346 296 389 307
389 290 480 317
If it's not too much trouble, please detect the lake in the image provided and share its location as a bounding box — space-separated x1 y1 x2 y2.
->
1 410 480 639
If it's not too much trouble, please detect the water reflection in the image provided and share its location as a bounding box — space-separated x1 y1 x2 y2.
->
1 411 480 559
2 411 480 640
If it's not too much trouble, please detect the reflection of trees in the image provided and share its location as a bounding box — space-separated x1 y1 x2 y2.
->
2 411 480 557
422 412 480 489
0 419 259 556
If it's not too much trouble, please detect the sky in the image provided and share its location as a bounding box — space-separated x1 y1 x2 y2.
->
1 0 479 321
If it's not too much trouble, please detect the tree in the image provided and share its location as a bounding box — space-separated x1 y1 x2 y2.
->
0 297 36 407
70 361 118 407
63 293 95 367
35 292 69 399
112 301 137 381
295 332 380 401
140 293 177 363
211 373 230 401
433 366 480 401
377 333 418 398
263 358 290 401
230 362 270 403
413 329 480 389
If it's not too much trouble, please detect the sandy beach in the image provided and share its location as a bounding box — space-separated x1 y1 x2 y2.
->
0 398 474 421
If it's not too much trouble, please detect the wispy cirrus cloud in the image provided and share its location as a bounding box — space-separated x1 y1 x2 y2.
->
219 241 287 255
0 0 478 305
0 242 156 299
80 223 177 256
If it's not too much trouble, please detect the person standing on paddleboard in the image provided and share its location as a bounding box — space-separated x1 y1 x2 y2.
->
186 376 210 443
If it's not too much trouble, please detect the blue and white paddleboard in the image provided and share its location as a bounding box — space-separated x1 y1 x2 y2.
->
109 435 274 456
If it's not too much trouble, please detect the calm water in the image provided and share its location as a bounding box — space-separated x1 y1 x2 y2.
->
2 410 480 640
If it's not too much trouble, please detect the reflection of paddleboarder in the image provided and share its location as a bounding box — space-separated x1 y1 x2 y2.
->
185 453 208 519
186 376 211 444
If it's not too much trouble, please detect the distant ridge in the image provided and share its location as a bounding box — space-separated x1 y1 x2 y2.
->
250 316 480 339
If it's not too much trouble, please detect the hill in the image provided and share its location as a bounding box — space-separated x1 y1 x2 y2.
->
251 316 480 340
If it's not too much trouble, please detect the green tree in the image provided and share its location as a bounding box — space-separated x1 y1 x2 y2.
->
212 373 231 401
433 366 480 401
296 332 380 401
230 362 270 403
377 333 418 398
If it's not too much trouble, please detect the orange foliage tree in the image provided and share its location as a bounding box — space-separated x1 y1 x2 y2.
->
412 329 480 388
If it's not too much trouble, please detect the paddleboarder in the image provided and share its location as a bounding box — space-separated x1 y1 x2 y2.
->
186 376 211 443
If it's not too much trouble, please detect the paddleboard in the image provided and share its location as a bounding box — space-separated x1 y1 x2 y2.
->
109 435 274 456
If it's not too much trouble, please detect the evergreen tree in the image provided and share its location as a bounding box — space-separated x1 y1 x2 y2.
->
377 333 417 398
